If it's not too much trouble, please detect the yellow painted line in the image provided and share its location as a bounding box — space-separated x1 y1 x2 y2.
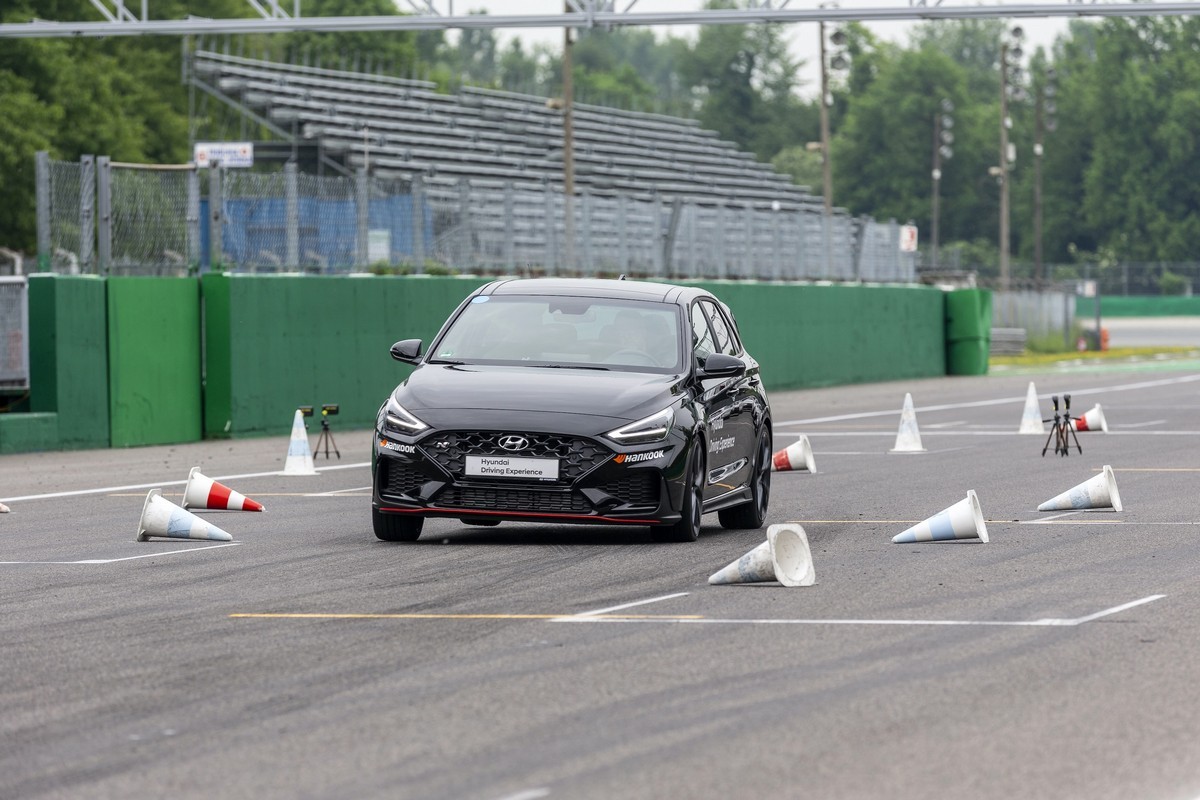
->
108 492 370 498
230 612 704 620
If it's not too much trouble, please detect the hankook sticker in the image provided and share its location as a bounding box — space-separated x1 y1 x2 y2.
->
380 439 416 454
616 450 666 464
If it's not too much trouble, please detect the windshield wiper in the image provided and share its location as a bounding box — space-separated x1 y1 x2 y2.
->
522 363 610 371
426 358 467 365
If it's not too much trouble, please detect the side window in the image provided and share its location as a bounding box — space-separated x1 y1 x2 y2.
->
701 301 739 356
691 303 715 362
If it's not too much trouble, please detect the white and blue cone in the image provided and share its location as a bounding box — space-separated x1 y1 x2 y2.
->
1038 464 1123 512
892 489 989 544
709 524 816 587
137 489 233 542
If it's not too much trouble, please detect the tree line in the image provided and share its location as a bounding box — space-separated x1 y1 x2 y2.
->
3 0 1199 284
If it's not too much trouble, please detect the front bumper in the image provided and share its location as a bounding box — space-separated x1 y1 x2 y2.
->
372 428 688 526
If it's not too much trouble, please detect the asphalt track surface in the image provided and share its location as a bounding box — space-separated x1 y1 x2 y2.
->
3 360 1200 800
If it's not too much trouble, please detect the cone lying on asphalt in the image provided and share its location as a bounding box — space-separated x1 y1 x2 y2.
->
708 524 816 587
1070 404 1109 433
0 502 9 513
892 489 989 543
890 393 926 453
1019 381 1045 434
137 489 233 542
1038 464 1123 512
182 466 265 512
772 436 816 473
282 408 318 476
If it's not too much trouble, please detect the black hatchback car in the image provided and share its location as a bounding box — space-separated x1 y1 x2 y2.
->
372 278 772 542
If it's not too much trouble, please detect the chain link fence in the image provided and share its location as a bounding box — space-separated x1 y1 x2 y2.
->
39 152 921 281
0 277 29 391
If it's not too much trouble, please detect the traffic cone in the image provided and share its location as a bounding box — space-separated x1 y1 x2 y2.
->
1070 404 1108 433
282 409 317 476
708 524 816 587
772 436 816 473
892 489 989 543
136 489 233 542
889 393 926 453
182 466 264 512
0 502 9 513
1019 381 1045 434
1038 464 1123 512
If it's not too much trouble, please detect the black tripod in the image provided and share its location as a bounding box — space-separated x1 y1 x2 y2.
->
314 414 341 460
1042 394 1082 457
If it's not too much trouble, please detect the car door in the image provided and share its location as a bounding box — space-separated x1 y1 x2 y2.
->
690 300 747 502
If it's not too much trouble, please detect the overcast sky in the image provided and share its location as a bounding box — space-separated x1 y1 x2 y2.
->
440 0 1071 100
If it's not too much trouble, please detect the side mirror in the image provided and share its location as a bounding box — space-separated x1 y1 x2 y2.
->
390 339 423 364
698 352 746 379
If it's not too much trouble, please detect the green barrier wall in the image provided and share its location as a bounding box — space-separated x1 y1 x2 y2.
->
23 274 109 449
1077 296 1200 317
202 274 490 437
944 289 992 376
691 281 947 389
107 278 202 447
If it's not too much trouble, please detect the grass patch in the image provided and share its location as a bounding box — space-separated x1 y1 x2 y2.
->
991 346 1200 368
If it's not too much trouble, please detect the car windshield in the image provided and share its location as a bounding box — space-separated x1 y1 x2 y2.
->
429 295 683 373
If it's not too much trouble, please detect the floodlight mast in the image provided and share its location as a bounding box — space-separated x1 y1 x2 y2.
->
7 2 1200 38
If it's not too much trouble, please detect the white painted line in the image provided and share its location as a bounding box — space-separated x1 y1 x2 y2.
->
311 485 372 496
772 430 1200 437
567 592 690 618
1026 510 1084 524
774 373 1200 426
0 542 242 565
491 789 550 800
554 596 1166 628
925 421 967 429
1119 419 1168 429
0 462 371 504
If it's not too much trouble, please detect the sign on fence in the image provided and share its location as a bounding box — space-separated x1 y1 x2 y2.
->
899 224 919 253
194 142 254 168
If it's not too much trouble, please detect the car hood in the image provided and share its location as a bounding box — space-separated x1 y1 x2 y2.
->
396 364 683 430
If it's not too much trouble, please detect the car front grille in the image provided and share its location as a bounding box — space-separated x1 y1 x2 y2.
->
436 486 592 515
420 431 612 482
599 472 661 507
378 460 426 499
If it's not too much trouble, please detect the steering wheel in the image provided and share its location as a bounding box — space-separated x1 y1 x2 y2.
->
608 349 659 367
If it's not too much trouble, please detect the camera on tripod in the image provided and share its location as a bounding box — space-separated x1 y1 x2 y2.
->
1042 393 1082 457
300 404 341 459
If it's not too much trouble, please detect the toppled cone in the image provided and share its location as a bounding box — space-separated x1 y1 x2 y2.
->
0 502 9 513
772 436 816 473
893 489 989 543
137 489 233 542
1038 464 1123 512
708 524 815 587
182 466 265 511
1070 404 1109 433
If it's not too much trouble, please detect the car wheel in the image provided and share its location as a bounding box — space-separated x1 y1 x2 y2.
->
372 507 424 542
653 446 705 543
718 429 771 530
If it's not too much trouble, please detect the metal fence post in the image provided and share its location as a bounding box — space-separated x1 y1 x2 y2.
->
96 156 112 275
544 183 559 274
458 178 472 272
663 197 683 279
686 204 697 278
503 181 515 273
743 204 755 279
716 205 728 279
772 205 783 280
36 151 51 272
617 194 629 274
79 156 95 274
186 164 200 272
411 174 426 270
355 168 369 271
582 188 594 276
651 193 664 276
284 161 299 269
209 163 223 270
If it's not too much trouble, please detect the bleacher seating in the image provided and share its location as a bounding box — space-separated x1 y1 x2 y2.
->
190 49 821 207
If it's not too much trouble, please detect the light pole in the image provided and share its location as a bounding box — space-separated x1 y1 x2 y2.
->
817 22 848 217
1034 67 1057 289
562 5 575 273
931 99 954 270
998 26 1023 291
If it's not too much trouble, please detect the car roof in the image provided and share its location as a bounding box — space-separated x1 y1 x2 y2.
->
476 277 711 306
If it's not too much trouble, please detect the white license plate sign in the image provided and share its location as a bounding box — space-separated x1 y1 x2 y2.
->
465 455 559 480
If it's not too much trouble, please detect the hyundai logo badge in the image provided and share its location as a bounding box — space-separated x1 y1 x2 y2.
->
498 435 529 452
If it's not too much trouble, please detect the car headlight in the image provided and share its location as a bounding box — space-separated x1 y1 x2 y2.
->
605 406 675 445
383 396 428 435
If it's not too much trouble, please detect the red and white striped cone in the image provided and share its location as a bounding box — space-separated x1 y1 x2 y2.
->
1070 404 1108 433
771 435 816 473
182 466 265 512
136 489 233 542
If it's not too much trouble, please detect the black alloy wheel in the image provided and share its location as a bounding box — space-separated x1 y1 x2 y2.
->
654 446 705 542
718 429 771 530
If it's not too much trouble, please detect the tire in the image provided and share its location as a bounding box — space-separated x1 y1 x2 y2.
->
372 507 424 542
718 429 771 530
653 447 705 542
